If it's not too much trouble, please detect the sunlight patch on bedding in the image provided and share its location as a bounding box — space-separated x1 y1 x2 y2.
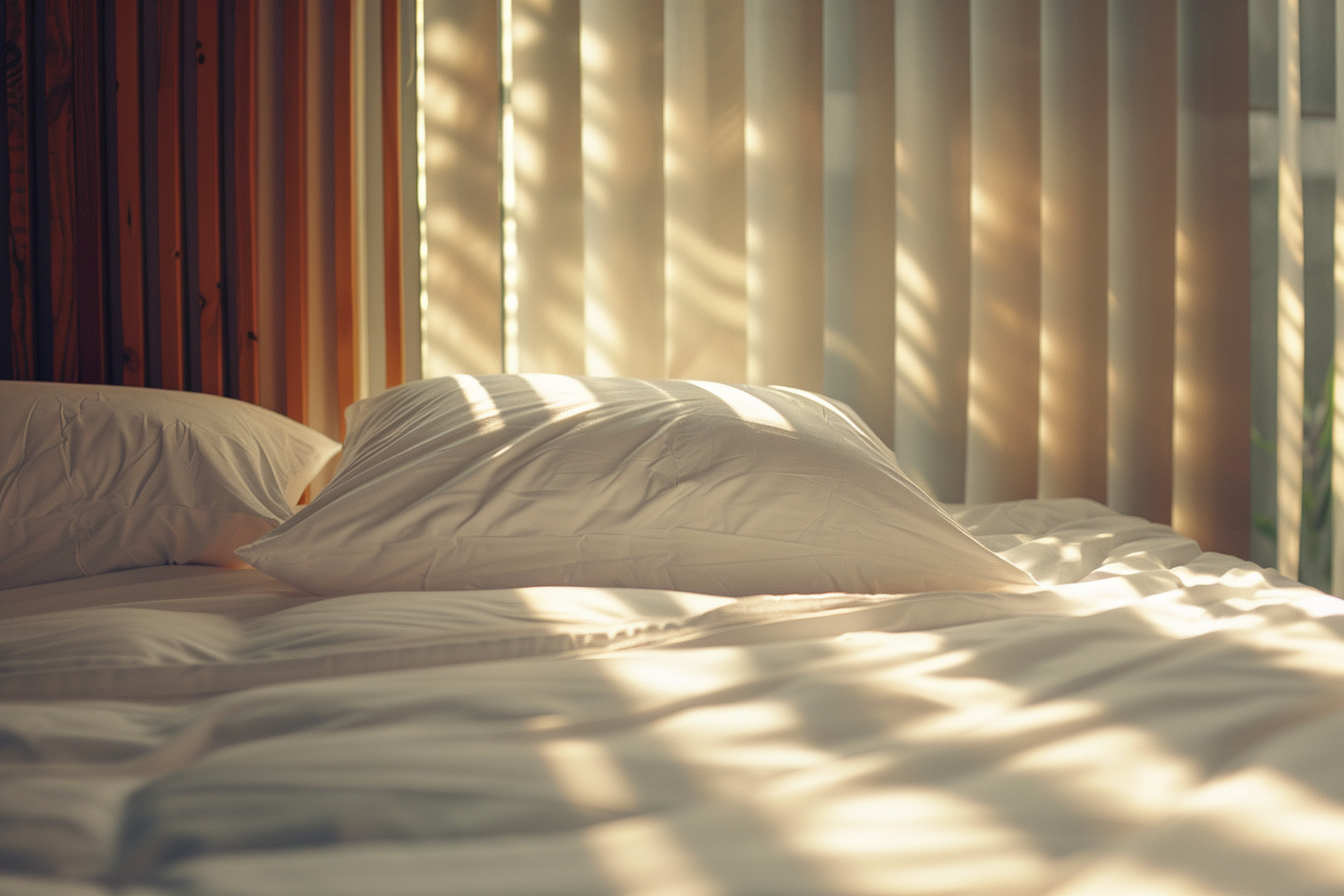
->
785 786 1053 895
516 374 601 420
529 732 640 814
1066 752 1344 889
583 815 724 896
515 587 732 622
595 654 840 798
599 648 760 702
1086 554 1169 578
1260 589 1344 617
653 699 836 784
1003 725 1201 825
833 629 951 659
450 375 505 433
690 381 794 431
1025 535 1084 567
1198 769 1344 880
881 650 1015 702
1052 856 1241 896
902 694 1096 745
1219 566 1281 590
1213 620 1344 680
826 645 1051 743
1172 567 1229 589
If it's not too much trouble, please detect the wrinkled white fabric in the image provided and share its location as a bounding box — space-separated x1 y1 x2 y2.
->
3 499 1344 896
238 376 1035 597
0 383 339 589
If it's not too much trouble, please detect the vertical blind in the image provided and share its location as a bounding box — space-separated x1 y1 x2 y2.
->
6 0 1339 589
422 0 1254 561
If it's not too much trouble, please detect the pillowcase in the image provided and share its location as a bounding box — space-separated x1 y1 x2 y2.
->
237 375 1035 597
0 382 340 589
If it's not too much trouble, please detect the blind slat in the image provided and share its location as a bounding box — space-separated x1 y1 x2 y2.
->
1039 0 1108 501
744 0 825 390
664 0 747 383
422 0 500 377
823 0 895 445
581 0 665 377
513 0 584 374
1107 0 1177 525
966 0 1041 503
894 0 971 502
1277 0 1305 578
1173 0 1251 557
1333 0 1344 595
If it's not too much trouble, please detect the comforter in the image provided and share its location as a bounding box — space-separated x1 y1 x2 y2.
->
4 498 1344 896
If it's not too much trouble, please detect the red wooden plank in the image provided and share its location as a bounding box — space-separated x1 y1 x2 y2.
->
381 0 405 387
155 0 184 389
46 0 76 382
195 0 224 395
231 0 259 404
116 0 145 386
282 0 308 423
333 0 357 432
6 0 34 378
71 0 105 383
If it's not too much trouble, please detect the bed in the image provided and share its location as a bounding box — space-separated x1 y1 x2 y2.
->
3 376 1344 896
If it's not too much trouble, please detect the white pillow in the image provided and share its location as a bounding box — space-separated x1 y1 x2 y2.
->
238 375 1034 597
0 382 340 588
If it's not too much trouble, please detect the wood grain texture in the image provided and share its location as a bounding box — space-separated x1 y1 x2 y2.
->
0 0 9 379
281 0 308 423
5 0 32 378
194 0 225 395
153 0 185 389
2 0 397 422
44 0 74 382
71 0 106 383
227 0 258 403
333 0 357 430
115 0 145 386
380 0 404 387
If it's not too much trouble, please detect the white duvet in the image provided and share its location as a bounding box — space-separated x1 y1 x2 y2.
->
4 499 1344 895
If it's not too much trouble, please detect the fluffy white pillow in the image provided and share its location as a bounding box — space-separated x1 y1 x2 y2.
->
238 375 1034 597
0 382 340 588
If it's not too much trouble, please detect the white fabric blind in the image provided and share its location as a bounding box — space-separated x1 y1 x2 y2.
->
1040 0 1108 502
825 1 896 445
1107 0 1177 534
421 0 502 377
894 1 970 502
1278 0 1305 579
1335 0 1344 595
745 1 826 391
966 0 1041 504
664 0 747 384
1172 1 1251 560
581 0 665 377
512 0 584 375
420 0 1256 560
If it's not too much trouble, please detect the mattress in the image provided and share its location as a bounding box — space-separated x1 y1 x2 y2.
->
5 497 1344 896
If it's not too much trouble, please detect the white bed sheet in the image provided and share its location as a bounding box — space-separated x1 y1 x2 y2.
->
3 498 1344 895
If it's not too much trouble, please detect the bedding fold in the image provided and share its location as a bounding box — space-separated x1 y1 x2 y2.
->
4 499 1344 896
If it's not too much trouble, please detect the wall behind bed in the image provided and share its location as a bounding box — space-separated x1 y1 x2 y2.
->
1 0 415 439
